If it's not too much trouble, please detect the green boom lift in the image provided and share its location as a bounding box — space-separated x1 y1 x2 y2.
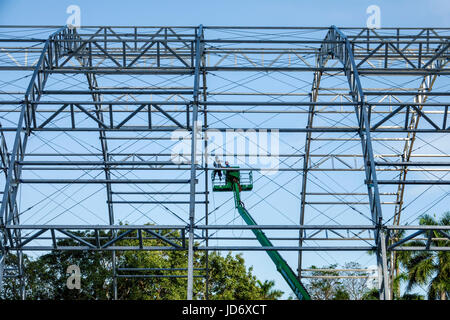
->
212 166 311 300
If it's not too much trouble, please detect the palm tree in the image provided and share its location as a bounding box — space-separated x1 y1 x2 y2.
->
396 212 450 300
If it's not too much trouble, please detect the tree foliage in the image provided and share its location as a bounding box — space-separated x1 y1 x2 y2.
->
305 263 379 300
305 264 350 300
4 213 447 300
340 262 375 300
395 212 450 300
1 230 283 300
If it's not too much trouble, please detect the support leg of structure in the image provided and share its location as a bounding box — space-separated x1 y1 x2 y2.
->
0 27 67 294
298 70 322 279
84 67 117 300
187 24 204 300
378 229 390 300
202 60 210 300
390 71 440 298
319 26 391 299
0 251 4 292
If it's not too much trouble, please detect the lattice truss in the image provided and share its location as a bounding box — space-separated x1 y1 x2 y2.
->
0 26 449 299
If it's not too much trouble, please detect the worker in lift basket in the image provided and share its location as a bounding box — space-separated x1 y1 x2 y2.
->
213 156 223 181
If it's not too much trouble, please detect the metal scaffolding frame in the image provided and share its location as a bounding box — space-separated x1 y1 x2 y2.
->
0 25 449 300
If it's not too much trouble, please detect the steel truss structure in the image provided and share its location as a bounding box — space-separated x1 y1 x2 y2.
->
0 25 449 300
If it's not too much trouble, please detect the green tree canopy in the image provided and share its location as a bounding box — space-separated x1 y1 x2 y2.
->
305 264 350 300
1 229 283 300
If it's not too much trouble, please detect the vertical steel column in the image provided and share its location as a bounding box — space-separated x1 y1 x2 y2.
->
393 73 439 227
187 24 204 300
86 73 117 299
390 55 445 296
202 50 210 300
86 60 116 300
320 26 390 299
0 122 14 294
0 27 67 293
0 252 4 292
68 26 118 298
298 70 322 279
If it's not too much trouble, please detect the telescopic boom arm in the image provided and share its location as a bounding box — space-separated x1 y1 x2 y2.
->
231 181 311 300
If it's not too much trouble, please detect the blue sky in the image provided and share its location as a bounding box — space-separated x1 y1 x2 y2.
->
0 0 449 28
